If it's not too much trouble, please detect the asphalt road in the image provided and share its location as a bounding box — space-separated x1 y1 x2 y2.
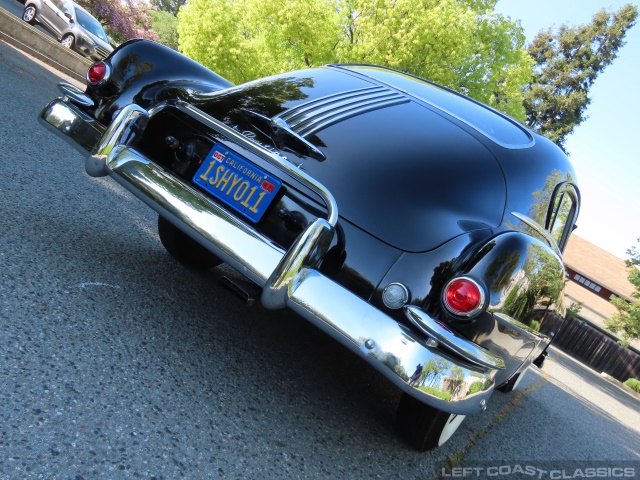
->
0 36 639 480
0 0 22 19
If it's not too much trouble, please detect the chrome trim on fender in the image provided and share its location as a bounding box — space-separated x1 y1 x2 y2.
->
58 82 94 108
492 312 548 342
510 211 561 257
404 306 505 370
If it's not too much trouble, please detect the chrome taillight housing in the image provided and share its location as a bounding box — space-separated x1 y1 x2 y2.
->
442 277 486 317
86 61 110 86
382 282 410 309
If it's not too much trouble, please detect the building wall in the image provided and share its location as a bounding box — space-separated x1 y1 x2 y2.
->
565 266 614 302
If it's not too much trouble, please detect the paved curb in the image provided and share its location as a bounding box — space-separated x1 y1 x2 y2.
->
600 372 640 400
0 6 89 82
549 345 640 402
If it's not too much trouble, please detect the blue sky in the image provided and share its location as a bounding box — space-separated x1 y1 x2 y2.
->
494 0 640 260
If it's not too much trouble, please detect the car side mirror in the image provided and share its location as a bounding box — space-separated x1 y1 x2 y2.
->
64 12 73 20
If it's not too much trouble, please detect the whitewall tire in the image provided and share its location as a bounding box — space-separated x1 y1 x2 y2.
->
396 393 466 451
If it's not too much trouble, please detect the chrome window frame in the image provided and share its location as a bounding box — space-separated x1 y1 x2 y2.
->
545 182 581 252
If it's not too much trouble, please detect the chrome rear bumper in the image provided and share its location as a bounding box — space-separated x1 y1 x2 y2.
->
39 91 505 415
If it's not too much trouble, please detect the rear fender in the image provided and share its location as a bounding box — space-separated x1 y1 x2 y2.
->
458 231 565 384
465 231 566 322
24 0 42 10
86 39 233 124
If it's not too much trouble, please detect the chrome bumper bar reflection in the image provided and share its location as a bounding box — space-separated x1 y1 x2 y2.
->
39 94 105 155
39 95 504 415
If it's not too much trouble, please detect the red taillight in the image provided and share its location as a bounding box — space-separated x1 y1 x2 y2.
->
86 62 109 85
443 277 485 317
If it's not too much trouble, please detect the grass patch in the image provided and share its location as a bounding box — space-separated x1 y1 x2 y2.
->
417 385 452 401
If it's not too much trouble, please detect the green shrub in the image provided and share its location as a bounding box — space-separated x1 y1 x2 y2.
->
468 381 485 395
418 386 451 402
530 320 541 332
566 301 583 319
624 378 640 393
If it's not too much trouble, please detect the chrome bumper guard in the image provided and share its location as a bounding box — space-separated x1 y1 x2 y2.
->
40 90 505 415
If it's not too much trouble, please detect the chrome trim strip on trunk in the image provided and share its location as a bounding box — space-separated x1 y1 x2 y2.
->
295 97 409 137
276 85 409 137
278 86 384 123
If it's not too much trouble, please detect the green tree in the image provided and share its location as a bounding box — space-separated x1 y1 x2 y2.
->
606 239 640 344
150 0 185 16
336 0 533 119
178 0 341 85
177 0 532 120
565 301 583 319
150 9 179 50
503 243 565 322
523 4 638 148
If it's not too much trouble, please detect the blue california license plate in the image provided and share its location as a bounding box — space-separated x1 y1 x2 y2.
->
193 143 282 223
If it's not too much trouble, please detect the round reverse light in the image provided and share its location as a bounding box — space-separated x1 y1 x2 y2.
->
86 61 110 86
382 282 410 309
443 277 485 317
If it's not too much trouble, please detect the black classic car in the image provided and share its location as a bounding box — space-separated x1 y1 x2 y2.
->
39 39 579 451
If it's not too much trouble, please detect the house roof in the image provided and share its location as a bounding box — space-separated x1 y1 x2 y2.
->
563 234 635 301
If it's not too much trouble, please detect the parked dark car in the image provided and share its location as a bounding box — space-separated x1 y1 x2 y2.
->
39 39 579 451
22 0 112 60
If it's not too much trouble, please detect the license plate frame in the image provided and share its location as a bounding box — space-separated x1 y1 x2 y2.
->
193 143 282 223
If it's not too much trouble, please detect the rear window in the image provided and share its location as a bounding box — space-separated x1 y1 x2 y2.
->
343 65 533 148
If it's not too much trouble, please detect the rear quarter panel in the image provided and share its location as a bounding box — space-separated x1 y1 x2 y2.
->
374 231 565 386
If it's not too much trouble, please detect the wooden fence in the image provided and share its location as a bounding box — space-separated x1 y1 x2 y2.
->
540 315 640 383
